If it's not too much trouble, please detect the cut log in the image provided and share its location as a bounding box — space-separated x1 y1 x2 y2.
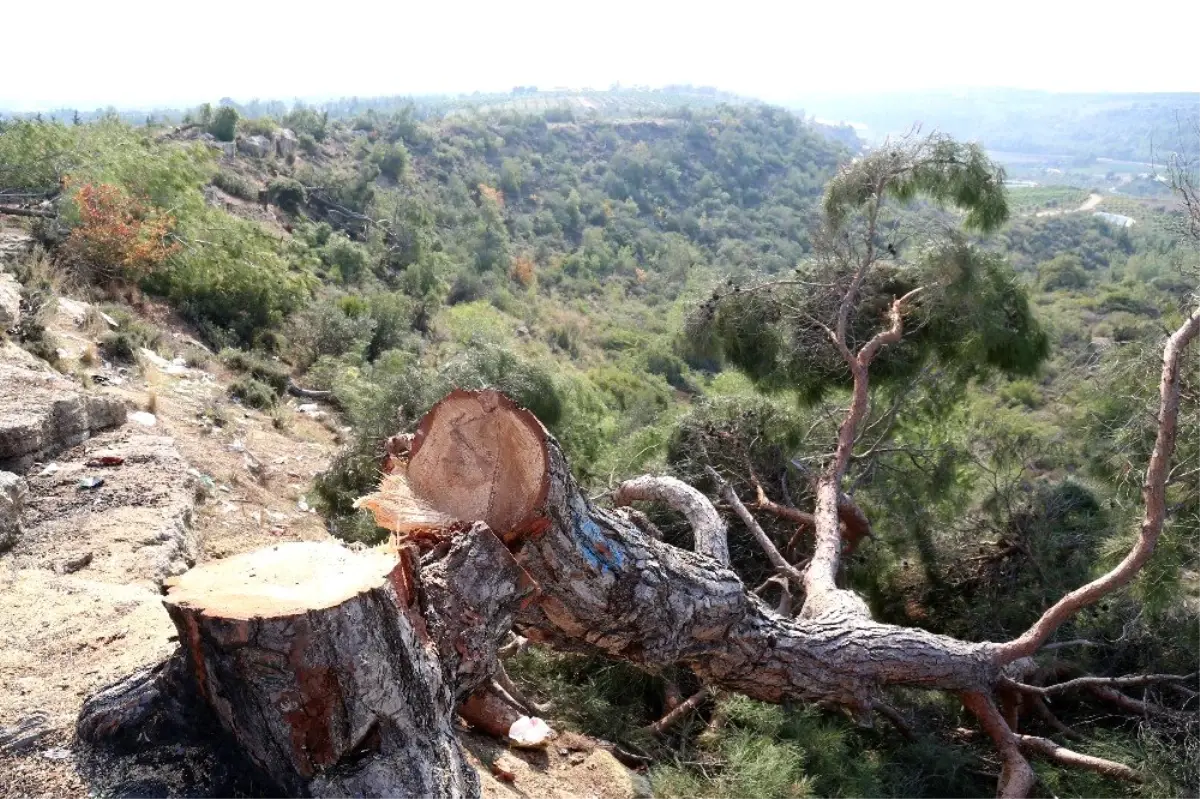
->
80 529 532 797
379 389 1003 721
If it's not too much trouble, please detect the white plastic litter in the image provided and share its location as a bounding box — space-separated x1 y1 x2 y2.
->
128 411 157 427
507 715 554 748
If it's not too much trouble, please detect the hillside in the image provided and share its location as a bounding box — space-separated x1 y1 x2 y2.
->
1 100 1197 798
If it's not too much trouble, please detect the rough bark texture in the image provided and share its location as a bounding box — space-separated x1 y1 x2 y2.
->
614 474 729 566
79 529 532 798
402 390 1003 724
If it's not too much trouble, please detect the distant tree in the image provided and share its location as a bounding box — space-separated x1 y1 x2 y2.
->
207 106 239 142
1038 252 1090 290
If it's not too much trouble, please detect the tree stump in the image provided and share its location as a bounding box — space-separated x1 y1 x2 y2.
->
80 529 532 797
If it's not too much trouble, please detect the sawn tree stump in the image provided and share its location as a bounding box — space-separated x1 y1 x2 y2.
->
79 529 532 798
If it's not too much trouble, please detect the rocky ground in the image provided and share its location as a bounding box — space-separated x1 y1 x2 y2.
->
0 227 650 798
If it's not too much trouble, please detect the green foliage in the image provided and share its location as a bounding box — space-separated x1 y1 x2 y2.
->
266 176 307 213
1038 253 1090 290
692 244 1048 403
229 375 278 409
824 134 1008 233
219 347 290 393
148 209 312 347
211 169 259 201
207 106 239 142
371 141 410 181
320 233 371 284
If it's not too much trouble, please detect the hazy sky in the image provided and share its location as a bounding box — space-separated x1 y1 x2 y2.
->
5 0 1198 111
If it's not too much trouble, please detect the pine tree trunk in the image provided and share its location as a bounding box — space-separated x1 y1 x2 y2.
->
396 390 1004 720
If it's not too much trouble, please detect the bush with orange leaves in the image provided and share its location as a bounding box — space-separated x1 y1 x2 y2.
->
510 255 536 288
60 181 179 283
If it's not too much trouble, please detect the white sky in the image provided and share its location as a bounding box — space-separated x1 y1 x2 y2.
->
4 0 1199 111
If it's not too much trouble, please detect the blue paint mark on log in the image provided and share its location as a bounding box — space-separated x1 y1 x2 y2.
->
572 509 624 574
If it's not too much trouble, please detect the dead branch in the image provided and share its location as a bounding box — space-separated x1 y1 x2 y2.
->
1006 672 1197 697
1028 696 1083 740
0 205 55 219
645 686 716 737
1016 735 1141 782
706 466 803 583
615 474 729 566
872 701 916 742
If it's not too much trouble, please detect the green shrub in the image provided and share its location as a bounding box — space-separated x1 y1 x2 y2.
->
320 234 371 284
97 314 163 362
219 347 290 393
298 132 318 155
211 170 258 201
240 117 278 137
373 141 410 181
207 106 239 142
266 177 307 213
229 375 278 409
149 211 312 347
285 297 377 368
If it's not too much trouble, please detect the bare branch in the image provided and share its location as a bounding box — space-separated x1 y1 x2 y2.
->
960 692 1036 799
0 205 56 219
1016 735 1141 782
645 686 717 737
707 467 804 584
1004 672 1197 698
615 474 730 566
998 306 1200 662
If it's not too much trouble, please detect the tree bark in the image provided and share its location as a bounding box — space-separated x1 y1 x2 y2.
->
79 529 532 797
391 390 1003 724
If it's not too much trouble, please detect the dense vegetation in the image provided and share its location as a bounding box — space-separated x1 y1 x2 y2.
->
0 96 1195 797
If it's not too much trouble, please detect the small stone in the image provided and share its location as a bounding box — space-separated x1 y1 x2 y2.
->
54 552 93 574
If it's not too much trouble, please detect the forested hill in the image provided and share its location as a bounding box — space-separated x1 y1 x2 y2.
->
0 103 854 515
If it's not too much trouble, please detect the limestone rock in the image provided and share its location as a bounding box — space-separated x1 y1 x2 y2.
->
0 270 20 330
0 470 28 551
0 229 34 267
275 128 298 158
236 135 273 158
0 342 127 472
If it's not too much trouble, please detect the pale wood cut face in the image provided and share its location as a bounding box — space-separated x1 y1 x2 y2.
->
407 390 548 535
164 541 398 619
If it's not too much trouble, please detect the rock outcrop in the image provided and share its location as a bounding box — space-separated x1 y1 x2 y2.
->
0 269 20 330
236 135 273 158
0 342 126 472
275 128 298 158
0 470 27 551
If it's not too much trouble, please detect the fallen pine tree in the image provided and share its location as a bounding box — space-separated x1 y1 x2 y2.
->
77 133 1199 798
